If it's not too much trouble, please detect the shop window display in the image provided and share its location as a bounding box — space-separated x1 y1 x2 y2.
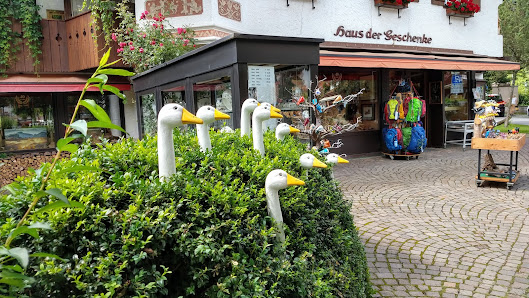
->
444 71 469 121
0 95 54 152
193 76 233 129
162 87 185 106
316 70 379 132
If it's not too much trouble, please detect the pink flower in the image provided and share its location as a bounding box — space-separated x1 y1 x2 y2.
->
159 43 163 47
119 42 126 47
130 28 133 33
151 40 156 45
171 40 175 44
139 48 144 53
177 28 184 34
129 45 135 50
129 41 133 45
111 33 117 41
183 39 189 46
142 33 146 38
153 17 159 21
183 28 187 34
159 12 163 17
117 48 123 53
160 25 164 29
153 24 158 28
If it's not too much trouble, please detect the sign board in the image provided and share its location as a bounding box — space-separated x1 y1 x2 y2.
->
451 74 463 94
248 65 277 130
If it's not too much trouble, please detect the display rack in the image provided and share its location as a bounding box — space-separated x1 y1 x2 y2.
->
471 134 526 190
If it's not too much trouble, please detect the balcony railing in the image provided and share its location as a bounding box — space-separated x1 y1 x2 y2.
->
6 12 124 74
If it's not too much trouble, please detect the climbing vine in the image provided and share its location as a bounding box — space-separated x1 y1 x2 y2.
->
82 0 121 46
0 0 43 73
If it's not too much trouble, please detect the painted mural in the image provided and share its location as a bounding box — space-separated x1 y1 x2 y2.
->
145 0 203 17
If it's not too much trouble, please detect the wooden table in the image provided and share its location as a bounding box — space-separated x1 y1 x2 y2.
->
471 134 526 190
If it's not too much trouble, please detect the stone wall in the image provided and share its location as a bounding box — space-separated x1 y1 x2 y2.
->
0 151 69 187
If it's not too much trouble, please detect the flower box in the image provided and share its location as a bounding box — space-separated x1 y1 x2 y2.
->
374 0 408 9
445 7 474 18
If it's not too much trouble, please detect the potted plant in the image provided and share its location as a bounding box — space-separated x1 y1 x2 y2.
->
374 0 415 8
445 0 480 16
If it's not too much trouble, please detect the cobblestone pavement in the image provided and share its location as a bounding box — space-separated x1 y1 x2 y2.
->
334 145 529 297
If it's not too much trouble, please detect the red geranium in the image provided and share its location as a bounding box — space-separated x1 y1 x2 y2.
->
445 0 480 13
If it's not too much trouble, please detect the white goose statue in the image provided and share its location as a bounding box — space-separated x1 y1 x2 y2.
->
158 103 203 181
326 153 349 179
275 123 300 141
326 153 349 165
299 153 327 169
252 105 283 156
240 98 260 137
265 169 305 242
195 105 231 152
260 102 281 113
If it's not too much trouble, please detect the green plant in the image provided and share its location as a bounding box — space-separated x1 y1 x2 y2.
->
0 0 43 74
0 116 16 130
81 0 119 46
0 50 134 296
1 127 372 296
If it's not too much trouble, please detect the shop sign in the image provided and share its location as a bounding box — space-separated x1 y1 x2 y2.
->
333 26 433 44
451 75 463 94
15 95 30 108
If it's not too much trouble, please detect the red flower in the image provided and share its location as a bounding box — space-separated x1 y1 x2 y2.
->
151 40 156 45
142 33 146 38
177 28 184 35
129 45 135 50
111 33 117 41
139 48 144 53
129 41 133 45
159 43 163 47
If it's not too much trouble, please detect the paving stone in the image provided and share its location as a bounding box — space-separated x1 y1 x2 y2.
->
334 146 529 297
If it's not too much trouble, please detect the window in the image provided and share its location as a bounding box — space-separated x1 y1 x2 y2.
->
443 71 469 121
193 77 233 129
0 94 54 152
317 69 379 132
140 94 157 136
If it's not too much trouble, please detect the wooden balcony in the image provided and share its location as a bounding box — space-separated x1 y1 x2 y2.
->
66 12 124 72
6 12 124 74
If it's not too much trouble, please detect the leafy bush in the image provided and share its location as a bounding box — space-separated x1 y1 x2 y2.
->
0 130 372 297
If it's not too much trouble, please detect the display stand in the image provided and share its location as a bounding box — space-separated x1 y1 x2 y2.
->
382 80 426 160
471 134 526 190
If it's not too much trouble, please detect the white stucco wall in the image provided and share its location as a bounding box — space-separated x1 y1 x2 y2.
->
36 0 64 19
135 0 503 57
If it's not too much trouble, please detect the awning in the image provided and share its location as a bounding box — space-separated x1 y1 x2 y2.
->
319 50 520 71
0 75 131 93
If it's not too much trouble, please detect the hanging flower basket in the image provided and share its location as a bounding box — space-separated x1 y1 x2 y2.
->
445 7 474 17
444 0 480 16
374 0 414 9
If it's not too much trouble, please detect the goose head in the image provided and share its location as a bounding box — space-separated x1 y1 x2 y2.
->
299 153 327 169
254 105 283 123
158 103 203 128
326 153 349 165
276 123 300 140
242 98 260 114
266 169 305 191
196 105 230 125
260 102 281 113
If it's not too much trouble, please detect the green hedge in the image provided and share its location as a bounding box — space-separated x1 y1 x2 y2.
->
0 130 372 297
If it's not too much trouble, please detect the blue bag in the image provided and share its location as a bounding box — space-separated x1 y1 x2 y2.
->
407 125 427 153
384 128 402 152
